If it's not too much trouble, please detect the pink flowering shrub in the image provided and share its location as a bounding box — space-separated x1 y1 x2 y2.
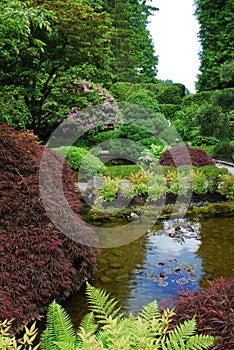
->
41 80 121 140
61 80 122 138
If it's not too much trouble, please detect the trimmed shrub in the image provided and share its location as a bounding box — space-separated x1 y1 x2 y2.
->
159 146 216 167
182 91 213 108
194 104 230 139
211 141 234 162
0 124 99 329
100 164 141 179
159 103 181 120
172 277 234 350
92 129 120 145
53 146 105 178
156 85 183 104
127 91 160 112
109 82 134 101
118 124 152 141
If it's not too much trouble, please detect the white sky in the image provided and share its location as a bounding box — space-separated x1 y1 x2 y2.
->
148 0 201 93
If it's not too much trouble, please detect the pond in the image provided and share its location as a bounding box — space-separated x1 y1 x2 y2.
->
62 214 234 328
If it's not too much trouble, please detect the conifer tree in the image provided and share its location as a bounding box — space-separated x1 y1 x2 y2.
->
195 0 234 91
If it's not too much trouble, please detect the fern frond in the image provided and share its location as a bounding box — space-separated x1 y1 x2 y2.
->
165 317 217 350
40 300 76 350
40 327 56 350
168 316 196 343
54 341 77 350
138 300 161 322
79 312 98 335
86 282 124 324
186 333 218 349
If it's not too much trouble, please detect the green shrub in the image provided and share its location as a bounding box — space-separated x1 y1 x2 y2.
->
147 173 167 201
100 164 141 179
109 82 135 101
211 141 234 161
140 137 166 148
106 138 145 160
100 177 120 202
127 91 160 112
217 174 234 200
159 103 181 120
118 124 152 141
192 135 220 146
92 130 120 145
139 143 168 166
53 146 105 178
0 86 32 131
182 91 213 108
212 89 234 111
156 85 183 104
194 104 230 139
196 166 228 193
40 283 217 350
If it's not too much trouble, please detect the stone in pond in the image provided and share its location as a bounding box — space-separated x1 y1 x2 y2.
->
109 262 123 269
100 276 113 284
115 274 129 282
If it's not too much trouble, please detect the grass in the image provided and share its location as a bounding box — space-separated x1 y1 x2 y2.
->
100 164 141 179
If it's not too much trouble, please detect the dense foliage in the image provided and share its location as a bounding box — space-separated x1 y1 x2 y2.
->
195 0 234 91
172 277 234 350
0 124 99 328
40 283 216 349
0 0 115 136
158 146 216 167
0 0 159 137
95 164 232 204
53 146 105 178
104 0 159 83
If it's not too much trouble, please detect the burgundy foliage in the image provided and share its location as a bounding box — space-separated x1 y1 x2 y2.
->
159 146 216 167
0 124 99 328
171 277 234 350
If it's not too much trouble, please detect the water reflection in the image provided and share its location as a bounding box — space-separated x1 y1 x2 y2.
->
63 215 234 327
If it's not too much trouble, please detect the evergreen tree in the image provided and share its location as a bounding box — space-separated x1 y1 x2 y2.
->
104 0 158 83
195 0 234 91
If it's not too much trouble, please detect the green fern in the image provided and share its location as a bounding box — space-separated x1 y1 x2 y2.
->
40 300 77 350
40 283 218 350
85 282 124 324
78 312 97 335
138 300 161 322
162 317 217 350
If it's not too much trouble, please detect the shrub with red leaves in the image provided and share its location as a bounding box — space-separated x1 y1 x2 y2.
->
159 146 216 167
171 277 234 350
0 123 99 329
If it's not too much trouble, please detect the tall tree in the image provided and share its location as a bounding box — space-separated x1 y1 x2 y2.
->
104 0 158 83
0 0 115 135
195 0 234 91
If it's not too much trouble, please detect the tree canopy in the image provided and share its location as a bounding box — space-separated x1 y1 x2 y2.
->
0 0 114 135
0 0 159 137
195 0 234 91
104 0 158 83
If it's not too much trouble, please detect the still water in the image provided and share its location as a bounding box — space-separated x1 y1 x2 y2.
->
63 215 234 327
